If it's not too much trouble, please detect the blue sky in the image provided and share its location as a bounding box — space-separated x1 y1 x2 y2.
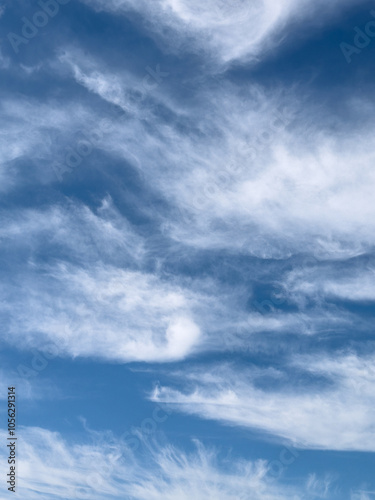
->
1 0 375 498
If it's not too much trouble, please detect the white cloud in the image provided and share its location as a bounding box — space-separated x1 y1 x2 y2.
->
2 40 374 261
0 425 315 500
0 93 106 190
1 54 374 365
351 492 375 500
54 45 375 259
0 0 373 370
0 196 145 264
0 261 206 362
80 0 362 65
284 264 375 304
150 354 375 451
0 371 44 402
0 197 370 364
0 195 218 362
161 103 375 259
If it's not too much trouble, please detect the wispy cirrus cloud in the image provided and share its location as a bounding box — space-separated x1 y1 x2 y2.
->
151 353 375 451
49 44 375 260
79 0 364 65
0 196 145 262
0 260 206 362
0 425 315 500
283 262 375 304
0 60 373 375
3 37 375 262
0 0 374 497
0 195 204 362
0 195 372 364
